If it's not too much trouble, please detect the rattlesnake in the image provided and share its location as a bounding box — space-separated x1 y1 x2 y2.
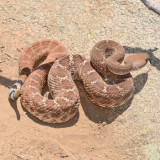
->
9 39 149 123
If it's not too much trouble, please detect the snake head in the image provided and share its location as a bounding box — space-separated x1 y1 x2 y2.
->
124 53 150 70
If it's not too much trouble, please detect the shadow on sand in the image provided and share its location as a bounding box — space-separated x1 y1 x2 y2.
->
0 75 16 88
76 72 148 124
0 75 21 120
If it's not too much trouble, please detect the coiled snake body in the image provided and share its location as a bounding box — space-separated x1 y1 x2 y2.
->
9 39 149 123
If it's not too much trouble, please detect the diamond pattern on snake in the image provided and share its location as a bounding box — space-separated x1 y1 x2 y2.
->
9 39 149 123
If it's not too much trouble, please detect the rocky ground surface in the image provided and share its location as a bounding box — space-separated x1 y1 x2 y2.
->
0 0 160 159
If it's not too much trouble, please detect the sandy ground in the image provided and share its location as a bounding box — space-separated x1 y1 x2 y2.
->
0 0 160 160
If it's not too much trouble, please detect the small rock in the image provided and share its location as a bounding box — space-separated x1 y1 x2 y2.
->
102 122 107 126
60 152 69 158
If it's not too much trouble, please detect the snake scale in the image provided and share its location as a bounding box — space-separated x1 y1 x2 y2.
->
9 39 149 123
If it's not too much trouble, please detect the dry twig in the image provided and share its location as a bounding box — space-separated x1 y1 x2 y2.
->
12 153 26 160
55 140 78 160
0 60 5 63
4 53 18 60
